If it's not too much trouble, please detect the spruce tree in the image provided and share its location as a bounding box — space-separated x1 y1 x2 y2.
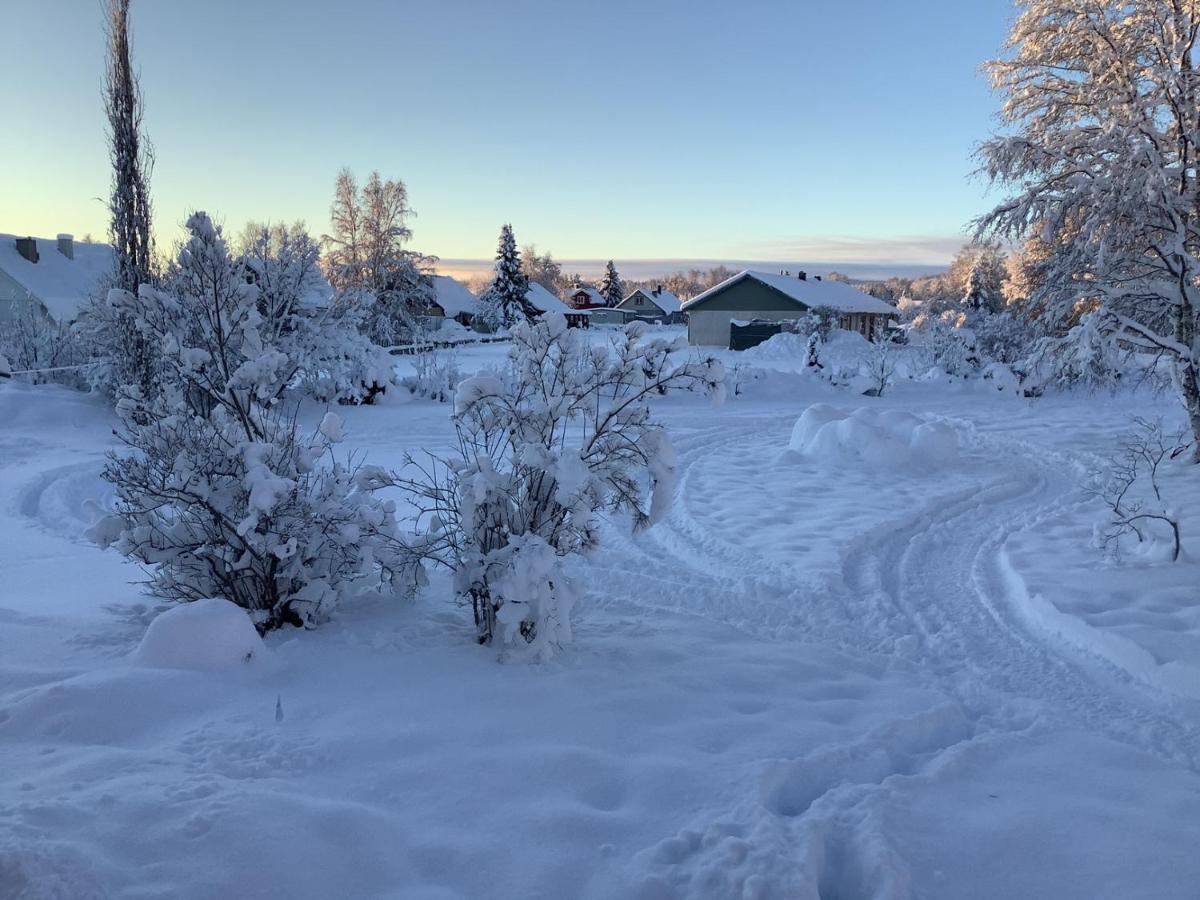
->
480 224 533 328
599 260 624 308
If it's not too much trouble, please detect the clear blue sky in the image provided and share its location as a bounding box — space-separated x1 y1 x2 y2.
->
3 0 1015 271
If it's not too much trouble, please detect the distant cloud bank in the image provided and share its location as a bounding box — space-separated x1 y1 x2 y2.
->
437 233 963 284
438 255 951 285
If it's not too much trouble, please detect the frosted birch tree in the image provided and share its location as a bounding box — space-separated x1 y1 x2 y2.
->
979 0 1200 458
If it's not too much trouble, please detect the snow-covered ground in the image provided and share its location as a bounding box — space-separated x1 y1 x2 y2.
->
3 329 1199 899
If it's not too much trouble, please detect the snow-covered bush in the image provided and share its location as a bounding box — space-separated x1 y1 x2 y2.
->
970 310 1035 365
239 223 394 404
93 213 419 631
1090 417 1190 562
862 338 898 396
405 337 460 402
75 283 160 400
0 304 89 388
1018 311 1126 394
94 401 417 631
371 315 724 659
909 311 978 376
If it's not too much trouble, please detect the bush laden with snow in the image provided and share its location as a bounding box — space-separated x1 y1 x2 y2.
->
92 213 420 632
1018 311 1127 394
0 304 89 388
909 311 979 377
239 223 395 404
370 315 724 658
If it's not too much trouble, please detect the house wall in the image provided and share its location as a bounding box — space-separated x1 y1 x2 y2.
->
685 279 809 346
0 269 36 323
689 307 810 346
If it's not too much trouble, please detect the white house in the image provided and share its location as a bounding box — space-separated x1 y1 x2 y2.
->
618 286 684 324
682 270 897 347
0 234 112 324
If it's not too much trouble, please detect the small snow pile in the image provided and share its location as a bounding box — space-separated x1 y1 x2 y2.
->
788 404 963 468
134 598 267 671
742 331 811 362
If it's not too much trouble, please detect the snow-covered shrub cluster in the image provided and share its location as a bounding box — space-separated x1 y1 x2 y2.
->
239 223 394 404
908 311 979 377
1090 417 1191 563
0 304 89 388
788 404 963 469
369 315 724 659
1018 312 1127 395
92 213 419 631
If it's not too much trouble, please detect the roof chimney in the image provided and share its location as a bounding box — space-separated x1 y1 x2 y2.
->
57 233 74 260
15 237 38 264
798 270 807 281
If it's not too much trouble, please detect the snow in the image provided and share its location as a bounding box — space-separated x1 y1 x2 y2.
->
787 404 963 469
430 274 478 317
0 233 113 323
683 269 899 315
134 598 268 671
2 337 1200 898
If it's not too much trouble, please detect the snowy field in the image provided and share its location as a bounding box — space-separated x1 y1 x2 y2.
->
2 327 1199 899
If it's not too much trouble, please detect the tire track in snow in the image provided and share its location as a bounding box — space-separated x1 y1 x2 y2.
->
605 410 1200 898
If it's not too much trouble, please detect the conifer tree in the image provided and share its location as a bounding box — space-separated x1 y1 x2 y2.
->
599 260 624 308
479 224 533 328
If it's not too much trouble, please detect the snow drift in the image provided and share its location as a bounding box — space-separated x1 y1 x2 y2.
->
788 404 963 468
134 598 267 671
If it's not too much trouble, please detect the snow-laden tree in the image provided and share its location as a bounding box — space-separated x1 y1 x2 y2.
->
979 0 1200 458
599 260 624 308
89 0 157 401
478 224 534 329
92 213 419 630
910 310 979 376
367 315 724 659
963 257 1002 314
238 222 394 403
522 243 565 295
321 169 438 346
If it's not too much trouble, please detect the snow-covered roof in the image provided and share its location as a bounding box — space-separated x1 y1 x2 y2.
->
432 275 479 316
0 234 112 322
526 282 589 315
622 287 682 314
682 270 897 316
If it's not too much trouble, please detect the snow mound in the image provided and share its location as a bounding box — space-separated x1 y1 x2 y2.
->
789 404 963 468
135 598 267 671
